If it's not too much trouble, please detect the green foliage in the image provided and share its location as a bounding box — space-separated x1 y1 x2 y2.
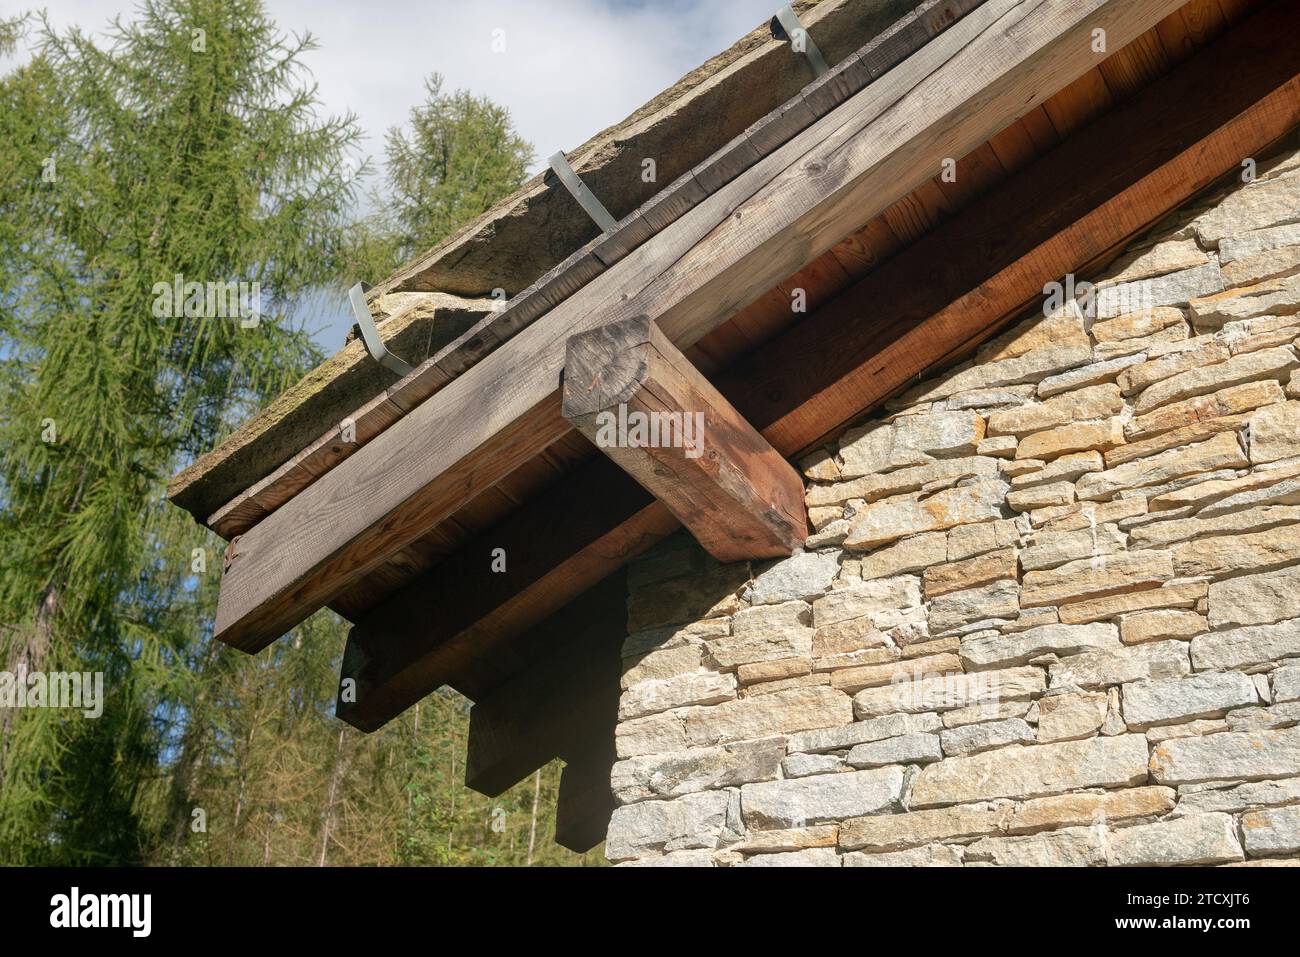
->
0 0 583 867
387 74 533 255
0 0 354 862
0 14 26 55
341 73 533 280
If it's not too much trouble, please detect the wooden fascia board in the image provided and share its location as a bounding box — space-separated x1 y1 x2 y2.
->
213 0 1186 653
181 0 985 538
335 0 1300 730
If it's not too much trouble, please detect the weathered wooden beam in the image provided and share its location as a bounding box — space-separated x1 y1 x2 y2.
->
722 0 1300 456
187 1 984 543
334 465 663 723
554 735 618 854
333 0 1300 732
458 571 624 796
215 0 1180 653
562 315 806 562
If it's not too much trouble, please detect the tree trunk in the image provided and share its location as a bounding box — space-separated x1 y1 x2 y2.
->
0 583 57 783
526 768 542 866
164 639 222 858
318 727 348 867
262 804 276 866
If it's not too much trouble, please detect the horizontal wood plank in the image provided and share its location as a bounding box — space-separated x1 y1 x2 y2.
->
217 0 1174 652
335 0 1300 730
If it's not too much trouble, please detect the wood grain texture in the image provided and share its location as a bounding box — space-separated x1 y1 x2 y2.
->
917 0 986 36
194 0 989 544
1097 24 1172 100
1042 65 1115 139
215 0 1174 654
563 315 807 562
207 392 407 538
459 571 624 797
554 735 619 854
1156 0 1230 63
328 1 1298 733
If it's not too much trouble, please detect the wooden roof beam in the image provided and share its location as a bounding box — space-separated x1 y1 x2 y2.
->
456 571 625 796
335 458 667 725
176 1 986 536
214 0 1181 653
334 0 1300 733
562 315 807 562
554 737 618 854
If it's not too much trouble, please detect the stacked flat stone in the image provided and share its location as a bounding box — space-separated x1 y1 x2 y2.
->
607 144 1300 867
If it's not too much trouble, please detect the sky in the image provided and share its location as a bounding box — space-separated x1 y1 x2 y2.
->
15 0 781 348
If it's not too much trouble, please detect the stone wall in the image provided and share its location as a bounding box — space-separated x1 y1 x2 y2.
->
604 141 1300 866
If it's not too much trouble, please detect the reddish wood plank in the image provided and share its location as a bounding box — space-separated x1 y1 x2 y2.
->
1097 26 1172 102
337 0 1300 730
1042 66 1115 139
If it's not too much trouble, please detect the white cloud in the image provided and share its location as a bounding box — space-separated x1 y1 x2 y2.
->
295 0 767 174
25 0 776 170
14 0 781 345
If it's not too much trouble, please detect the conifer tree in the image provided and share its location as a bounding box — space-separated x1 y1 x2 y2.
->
0 0 361 862
0 0 598 867
341 72 534 280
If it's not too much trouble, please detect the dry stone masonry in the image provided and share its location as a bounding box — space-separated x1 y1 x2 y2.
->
606 143 1300 866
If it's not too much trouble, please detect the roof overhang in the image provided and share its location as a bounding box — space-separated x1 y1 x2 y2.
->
210 0 1202 653
169 0 1300 847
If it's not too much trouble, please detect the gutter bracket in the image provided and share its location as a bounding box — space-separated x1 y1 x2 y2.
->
771 4 830 78
548 151 619 234
349 281 415 378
